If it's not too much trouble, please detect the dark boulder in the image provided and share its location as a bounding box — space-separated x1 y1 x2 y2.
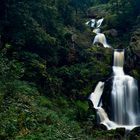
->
103 29 118 37
127 127 140 140
115 128 125 137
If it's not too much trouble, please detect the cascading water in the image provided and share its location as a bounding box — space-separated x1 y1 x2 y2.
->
85 19 96 28
89 82 117 129
93 28 101 34
89 49 140 131
96 18 104 28
85 18 111 48
93 33 111 48
85 18 104 28
86 18 111 48
111 49 140 126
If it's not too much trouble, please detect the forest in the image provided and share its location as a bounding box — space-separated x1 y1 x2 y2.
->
0 0 140 139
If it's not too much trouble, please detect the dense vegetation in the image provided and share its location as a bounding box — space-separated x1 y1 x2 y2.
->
0 0 140 139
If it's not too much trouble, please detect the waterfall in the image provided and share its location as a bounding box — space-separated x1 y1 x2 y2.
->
89 49 140 131
113 50 124 67
85 18 103 28
85 18 111 48
87 18 111 48
91 19 96 28
86 17 140 130
89 81 117 130
85 19 96 28
111 49 140 126
93 28 101 34
89 82 104 108
93 33 111 48
96 18 104 28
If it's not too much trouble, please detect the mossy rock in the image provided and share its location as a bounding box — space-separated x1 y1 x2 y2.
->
130 26 140 57
127 127 140 140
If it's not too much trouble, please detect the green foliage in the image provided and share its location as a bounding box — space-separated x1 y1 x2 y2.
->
0 53 24 81
105 14 119 29
0 81 94 139
0 0 139 139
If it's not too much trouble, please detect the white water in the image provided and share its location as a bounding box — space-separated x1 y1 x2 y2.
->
93 33 111 48
93 28 101 34
85 18 103 28
85 19 96 28
89 82 104 108
91 19 96 28
111 50 140 126
96 18 104 28
88 18 111 48
85 18 111 48
89 81 117 129
89 49 140 131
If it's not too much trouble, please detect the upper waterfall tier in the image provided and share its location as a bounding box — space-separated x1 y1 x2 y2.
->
113 49 124 67
93 33 111 48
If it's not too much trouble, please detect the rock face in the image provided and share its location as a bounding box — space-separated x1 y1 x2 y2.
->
130 27 140 58
126 26 140 80
115 128 125 137
127 127 140 140
101 78 113 119
103 29 118 37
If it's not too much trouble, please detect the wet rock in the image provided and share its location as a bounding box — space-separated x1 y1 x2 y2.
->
103 29 118 37
124 27 140 81
98 124 107 130
124 26 140 74
102 77 113 119
115 128 125 137
127 127 140 140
